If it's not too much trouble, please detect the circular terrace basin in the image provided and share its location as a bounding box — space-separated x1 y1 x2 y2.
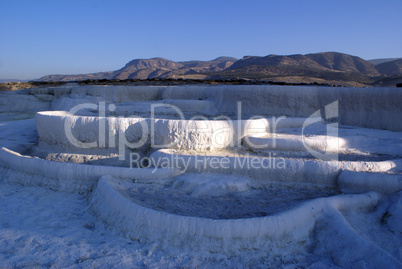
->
89 175 380 250
123 173 337 219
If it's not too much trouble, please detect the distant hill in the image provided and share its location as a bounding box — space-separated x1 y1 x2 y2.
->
368 58 402 65
225 52 380 76
210 52 380 86
37 57 237 82
37 52 402 87
375 59 402 76
37 72 115 82
112 57 183 80
179 57 237 71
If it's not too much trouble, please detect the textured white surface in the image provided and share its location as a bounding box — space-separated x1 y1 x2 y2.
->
149 149 401 192
244 133 346 152
338 170 402 194
1 85 402 267
0 147 180 193
0 92 50 113
150 149 341 187
171 173 252 196
90 176 381 244
21 84 402 130
35 111 269 150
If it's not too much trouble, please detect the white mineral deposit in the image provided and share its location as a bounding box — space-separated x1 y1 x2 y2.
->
0 85 401 267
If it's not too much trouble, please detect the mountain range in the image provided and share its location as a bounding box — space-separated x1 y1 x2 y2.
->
37 52 402 87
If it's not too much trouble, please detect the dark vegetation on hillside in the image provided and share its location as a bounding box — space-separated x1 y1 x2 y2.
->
1 78 345 92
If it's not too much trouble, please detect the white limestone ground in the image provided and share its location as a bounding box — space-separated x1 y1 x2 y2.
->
0 85 401 267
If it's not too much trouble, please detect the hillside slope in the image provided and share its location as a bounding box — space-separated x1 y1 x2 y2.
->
226 52 380 76
368 58 402 65
375 59 402 76
37 52 399 86
38 57 237 81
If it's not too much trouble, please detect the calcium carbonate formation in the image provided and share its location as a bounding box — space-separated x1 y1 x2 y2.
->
0 85 401 257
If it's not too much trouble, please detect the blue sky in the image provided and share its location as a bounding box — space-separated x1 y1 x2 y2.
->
1 0 401 80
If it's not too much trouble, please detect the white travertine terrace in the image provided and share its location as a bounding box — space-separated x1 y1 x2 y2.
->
1 84 401 261
90 175 380 248
35 111 270 150
15 84 402 130
0 147 180 193
243 133 347 152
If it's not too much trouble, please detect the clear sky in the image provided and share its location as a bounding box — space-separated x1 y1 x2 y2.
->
1 0 401 80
